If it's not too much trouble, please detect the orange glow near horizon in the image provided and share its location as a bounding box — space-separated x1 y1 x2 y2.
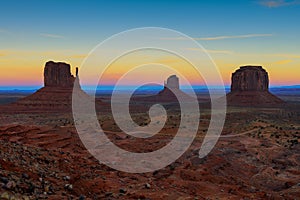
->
0 50 300 87
96 49 207 87
0 50 84 86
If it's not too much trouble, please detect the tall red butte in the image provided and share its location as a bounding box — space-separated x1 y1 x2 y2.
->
1 61 95 113
227 66 284 106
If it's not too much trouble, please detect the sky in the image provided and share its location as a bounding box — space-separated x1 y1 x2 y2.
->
0 0 300 87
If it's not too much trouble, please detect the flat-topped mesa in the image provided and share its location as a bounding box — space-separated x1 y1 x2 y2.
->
227 65 284 106
44 61 77 88
231 66 269 92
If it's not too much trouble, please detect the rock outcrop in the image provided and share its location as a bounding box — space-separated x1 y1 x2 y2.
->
1 61 101 113
231 66 269 92
159 75 194 101
165 75 179 90
134 75 194 103
227 66 284 106
44 61 75 87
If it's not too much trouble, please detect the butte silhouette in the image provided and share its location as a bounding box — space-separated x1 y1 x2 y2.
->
227 66 284 106
0 61 99 113
134 75 194 103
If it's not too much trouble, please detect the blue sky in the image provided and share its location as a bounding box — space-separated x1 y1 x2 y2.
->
1 0 300 51
0 0 300 87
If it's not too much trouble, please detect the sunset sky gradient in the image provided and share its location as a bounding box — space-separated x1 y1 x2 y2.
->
1 0 300 87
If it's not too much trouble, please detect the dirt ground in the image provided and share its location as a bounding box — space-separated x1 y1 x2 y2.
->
0 98 299 199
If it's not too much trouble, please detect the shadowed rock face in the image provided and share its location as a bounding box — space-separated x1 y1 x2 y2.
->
165 75 179 90
0 61 103 113
44 61 75 87
231 66 269 92
132 75 194 103
227 66 284 107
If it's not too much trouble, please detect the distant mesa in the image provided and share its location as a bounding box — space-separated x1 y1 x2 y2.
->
158 75 186 98
165 75 179 90
1 61 98 113
135 75 194 102
227 66 284 106
231 66 268 92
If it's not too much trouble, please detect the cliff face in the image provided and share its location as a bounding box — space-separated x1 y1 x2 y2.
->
133 75 194 103
227 66 284 107
44 61 75 88
0 61 102 113
231 66 269 92
165 75 179 90
153 75 194 102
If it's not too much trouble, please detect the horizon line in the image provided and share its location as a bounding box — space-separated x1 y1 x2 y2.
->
0 84 300 91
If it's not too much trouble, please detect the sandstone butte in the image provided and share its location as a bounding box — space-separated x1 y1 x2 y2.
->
227 66 284 106
0 61 100 113
0 64 285 112
133 75 195 103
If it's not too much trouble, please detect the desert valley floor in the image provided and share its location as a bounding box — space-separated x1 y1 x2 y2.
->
0 90 299 200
